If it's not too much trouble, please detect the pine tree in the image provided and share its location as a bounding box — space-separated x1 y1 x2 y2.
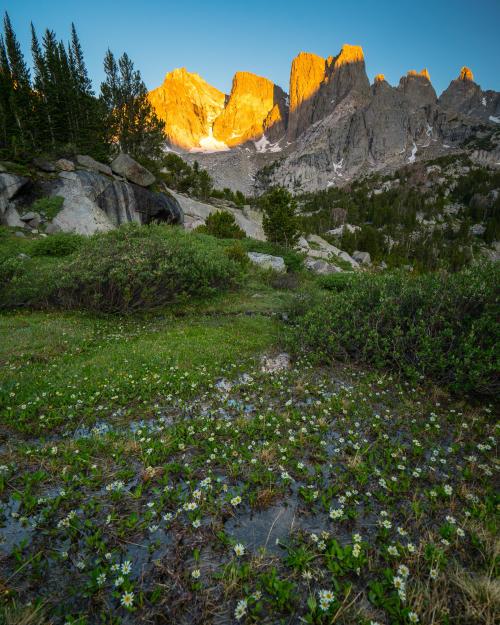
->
2 12 35 154
261 187 301 248
0 35 13 153
100 50 165 160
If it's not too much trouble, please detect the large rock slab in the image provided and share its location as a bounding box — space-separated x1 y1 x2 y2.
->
248 252 286 273
50 170 182 235
306 234 360 268
76 155 112 176
304 258 342 274
169 188 265 240
111 154 155 187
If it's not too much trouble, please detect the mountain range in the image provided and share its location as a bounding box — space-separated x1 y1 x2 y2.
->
148 44 500 193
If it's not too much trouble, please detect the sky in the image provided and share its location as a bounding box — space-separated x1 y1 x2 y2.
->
3 0 500 96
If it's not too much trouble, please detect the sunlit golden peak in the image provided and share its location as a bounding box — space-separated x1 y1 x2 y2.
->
407 69 430 81
374 74 385 82
459 66 474 81
334 44 365 69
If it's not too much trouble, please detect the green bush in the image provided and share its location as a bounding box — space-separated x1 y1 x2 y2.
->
1 224 241 312
286 264 499 397
202 211 245 239
31 233 83 257
224 241 249 266
55 225 242 312
317 272 359 293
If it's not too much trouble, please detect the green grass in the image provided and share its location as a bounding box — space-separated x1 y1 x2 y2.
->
0 308 279 434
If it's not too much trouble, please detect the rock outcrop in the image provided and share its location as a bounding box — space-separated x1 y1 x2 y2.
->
0 161 182 236
247 252 286 272
398 69 437 109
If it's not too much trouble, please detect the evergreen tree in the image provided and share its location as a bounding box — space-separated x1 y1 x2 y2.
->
31 23 55 149
260 187 300 248
2 12 34 154
0 35 13 153
100 49 165 160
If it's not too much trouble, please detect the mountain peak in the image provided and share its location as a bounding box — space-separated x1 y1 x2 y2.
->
459 66 474 81
334 44 365 69
407 69 431 81
374 73 386 83
212 71 286 147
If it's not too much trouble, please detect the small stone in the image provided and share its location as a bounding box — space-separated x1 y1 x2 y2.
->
33 157 56 172
260 353 291 374
55 158 75 172
20 211 39 222
353 251 371 265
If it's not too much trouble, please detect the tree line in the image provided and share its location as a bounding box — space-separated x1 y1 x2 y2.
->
0 12 165 162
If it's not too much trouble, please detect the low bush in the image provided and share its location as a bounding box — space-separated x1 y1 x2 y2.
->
1 224 242 312
317 272 359 293
31 232 83 257
200 211 246 239
286 264 499 397
224 241 249 266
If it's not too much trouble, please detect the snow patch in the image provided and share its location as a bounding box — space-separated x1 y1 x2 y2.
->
489 115 500 124
332 159 344 175
408 143 418 163
482 97 487 107
190 127 230 153
254 134 282 153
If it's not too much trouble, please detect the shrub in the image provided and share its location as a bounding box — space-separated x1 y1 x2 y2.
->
317 272 359 293
286 264 499 397
224 241 249 266
1 224 242 312
203 211 245 239
31 233 83 257
53 225 241 312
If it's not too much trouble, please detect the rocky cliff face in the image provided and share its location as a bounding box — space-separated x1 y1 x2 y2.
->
148 68 226 150
212 72 287 147
287 52 326 141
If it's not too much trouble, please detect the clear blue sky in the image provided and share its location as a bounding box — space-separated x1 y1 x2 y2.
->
3 0 500 96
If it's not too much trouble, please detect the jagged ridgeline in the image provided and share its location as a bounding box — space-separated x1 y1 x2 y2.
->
147 45 500 195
